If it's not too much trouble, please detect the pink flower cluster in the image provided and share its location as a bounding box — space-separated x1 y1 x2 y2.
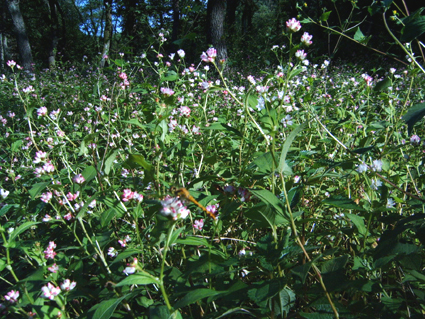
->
41 279 76 300
193 219 204 231
161 87 175 96
286 18 301 33
160 195 190 220
4 290 19 303
201 48 217 63
301 32 313 46
121 189 144 202
73 174 85 184
118 72 130 89
123 258 138 275
44 241 57 260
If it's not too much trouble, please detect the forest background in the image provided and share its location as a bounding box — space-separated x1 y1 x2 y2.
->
1 0 424 71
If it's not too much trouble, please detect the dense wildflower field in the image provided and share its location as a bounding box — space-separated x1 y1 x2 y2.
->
1 28 425 319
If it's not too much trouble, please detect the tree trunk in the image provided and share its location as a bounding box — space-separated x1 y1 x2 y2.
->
6 0 33 70
47 0 59 69
207 0 227 67
0 0 8 69
242 0 254 35
171 0 179 51
100 0 113 68
226 0 238 36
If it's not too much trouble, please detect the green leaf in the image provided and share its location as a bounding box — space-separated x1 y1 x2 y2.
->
89 295 128 319
278 123 306 175
161 71 178 82
322 195 366 212
176 236 211 247
9 222 40 243
125 154 153 171
321 255 349 274
110 249 142 265
402 102 425 135
100 208 116 228
159 119 168 142
320 11 332 22
291 261 312 283
373 77 392 92
250 189 288 221
202 122 243 137
82 166 97 183
0 204 18 217
354 27 365 42
346 213 367 236
104 150 119 175
279 286 296 315
11 140 23 152
401 16 425 42
28 182 51 199
116 272 160 287
173 288 221 309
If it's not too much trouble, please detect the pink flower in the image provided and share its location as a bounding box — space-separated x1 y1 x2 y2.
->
73 174 85 184
301 32 313 46
60 279 76 291
37 107 48 117
48 263 59 273
123 258 138 275
410 135 421 145
201 48 217 63
108 247 118 257
44 241 57 260
295 49 307 61
4 290 19 303
160 195 190 220
119 72 127 80
118 239 127 247
122 189 134 202
7 60 16 68
286 18 301 33
178 106 191 117
33 151 47 163
64 213 73 221
177 49 185 58
193 219 204 231
192 125 201 135
40 192 52 203
41 283 61 300
66 191 79 201
42 162 55 174
160 87 175 96
238 188 251 202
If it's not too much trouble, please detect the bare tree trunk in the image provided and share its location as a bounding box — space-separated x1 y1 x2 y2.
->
226 0 238 35
6 0 33 70
0 0 7 69
171 0 179 51
207 0 227 68
100 0 113 68
47 0 59 69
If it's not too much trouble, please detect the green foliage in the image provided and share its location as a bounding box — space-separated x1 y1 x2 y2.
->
1 25 425 319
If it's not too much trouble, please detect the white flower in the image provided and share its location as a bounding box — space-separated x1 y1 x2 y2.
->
60 279 76 291
177 49 185 58
0 189 9 199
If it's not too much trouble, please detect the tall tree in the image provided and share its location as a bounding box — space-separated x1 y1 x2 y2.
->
46 0 59 68
171 0 179 51
207 0 227 66
226 0 238 36
0 0 9 68
100 0 113 67
6 0 33 70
